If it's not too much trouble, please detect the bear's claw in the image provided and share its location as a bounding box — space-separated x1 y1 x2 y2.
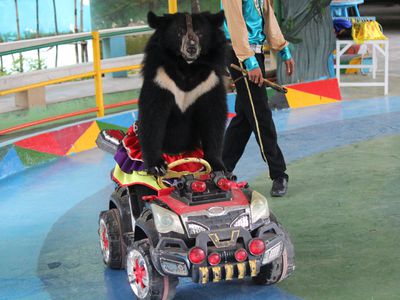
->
146 160 168 177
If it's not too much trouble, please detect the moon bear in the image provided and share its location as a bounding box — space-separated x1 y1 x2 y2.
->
138 11 228 175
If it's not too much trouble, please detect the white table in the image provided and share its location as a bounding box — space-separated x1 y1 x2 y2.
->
335 39 389 95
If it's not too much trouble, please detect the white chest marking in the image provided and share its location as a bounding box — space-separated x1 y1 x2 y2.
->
154 67 219 113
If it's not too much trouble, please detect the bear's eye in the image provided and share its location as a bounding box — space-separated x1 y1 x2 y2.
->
195 31 203 38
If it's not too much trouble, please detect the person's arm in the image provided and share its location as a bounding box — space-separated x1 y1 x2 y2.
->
222 0 264 85
263 0 294 75
280 46 294 75
263 0 288 52
222 0 258 71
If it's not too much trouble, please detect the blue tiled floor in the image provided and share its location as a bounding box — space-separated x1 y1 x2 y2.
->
0 96 399 300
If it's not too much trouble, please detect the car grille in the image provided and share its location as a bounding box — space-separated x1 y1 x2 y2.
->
187 209 246 231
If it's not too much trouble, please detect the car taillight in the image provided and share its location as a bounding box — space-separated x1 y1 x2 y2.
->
191 181 207 193
248 239 266 256
188 247 206 264
234 248 248 262
208 252 221 266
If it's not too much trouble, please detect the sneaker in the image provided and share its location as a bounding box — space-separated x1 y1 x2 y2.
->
270 176 288 197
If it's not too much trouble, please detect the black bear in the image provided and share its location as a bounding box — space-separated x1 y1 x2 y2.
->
138 11 228 176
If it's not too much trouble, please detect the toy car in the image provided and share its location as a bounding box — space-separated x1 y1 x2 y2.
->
97 130 295 300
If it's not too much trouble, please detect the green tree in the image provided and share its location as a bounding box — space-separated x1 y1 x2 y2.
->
90 0 168 29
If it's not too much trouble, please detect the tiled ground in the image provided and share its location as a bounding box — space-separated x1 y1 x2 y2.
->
1 96 399 300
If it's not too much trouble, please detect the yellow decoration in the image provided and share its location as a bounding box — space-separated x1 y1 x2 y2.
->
225 264 234 281
249 260 258 277
286 88 338 109
237 262 246 279
67 122 100 155
352 20 387 44
212 266 221 282
346 57 362 74
199 267 209 284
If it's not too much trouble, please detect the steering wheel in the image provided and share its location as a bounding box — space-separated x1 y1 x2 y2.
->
157 157 212 188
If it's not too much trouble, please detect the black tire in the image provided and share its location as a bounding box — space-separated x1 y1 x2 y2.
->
126 239 178 300
253 255 284 285
98 209 123 269
253 214 295 285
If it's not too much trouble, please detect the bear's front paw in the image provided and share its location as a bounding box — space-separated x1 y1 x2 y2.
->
146 160 168 177
208 159 226 173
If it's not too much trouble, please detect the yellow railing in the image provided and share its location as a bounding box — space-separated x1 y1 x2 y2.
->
168 0 178 13
0 72 96 96
0 30 144 118
0 0 179 133
92 31 105 117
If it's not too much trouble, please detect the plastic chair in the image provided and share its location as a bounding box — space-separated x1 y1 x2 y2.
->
330 0 364 17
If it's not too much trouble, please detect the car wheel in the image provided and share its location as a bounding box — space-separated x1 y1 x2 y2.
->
98 209 123 269
253 215 295 285
253 255 284 285
126 239 178 300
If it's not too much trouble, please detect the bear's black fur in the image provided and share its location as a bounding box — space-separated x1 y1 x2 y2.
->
138 11 228 175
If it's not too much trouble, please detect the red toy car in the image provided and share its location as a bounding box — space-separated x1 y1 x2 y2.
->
97 130 295 300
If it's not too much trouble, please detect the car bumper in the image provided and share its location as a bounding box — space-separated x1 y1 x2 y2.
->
152 221 286 282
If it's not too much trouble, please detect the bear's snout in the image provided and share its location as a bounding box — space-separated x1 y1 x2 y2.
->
186 45 197 55
181 36 201 63
181 30 201 63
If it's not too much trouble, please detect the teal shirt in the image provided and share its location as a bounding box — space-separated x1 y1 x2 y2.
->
221 0 292 70
223 0 266 46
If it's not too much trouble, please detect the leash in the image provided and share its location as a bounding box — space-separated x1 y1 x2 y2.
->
238 61 268 163
183 14 200 48
230 62 288 165
230 64 288 94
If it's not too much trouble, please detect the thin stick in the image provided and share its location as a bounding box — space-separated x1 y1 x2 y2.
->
230 64 288 94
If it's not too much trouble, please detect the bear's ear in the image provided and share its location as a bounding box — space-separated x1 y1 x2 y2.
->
148 11 162 29
207 10 225 28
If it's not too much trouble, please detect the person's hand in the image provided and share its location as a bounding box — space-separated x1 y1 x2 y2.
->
247 67 264 87
285 58 295 76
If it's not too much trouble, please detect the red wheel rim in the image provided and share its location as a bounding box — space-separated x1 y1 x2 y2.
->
127 249 150 298
133 258 147 288
99 219 110 262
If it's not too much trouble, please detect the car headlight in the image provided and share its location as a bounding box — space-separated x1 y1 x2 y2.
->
250 191 270 224
151 204 185 234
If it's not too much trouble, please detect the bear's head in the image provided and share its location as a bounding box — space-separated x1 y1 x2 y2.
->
147 11 225 64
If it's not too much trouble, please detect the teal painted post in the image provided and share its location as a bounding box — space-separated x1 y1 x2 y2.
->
102 36 127 78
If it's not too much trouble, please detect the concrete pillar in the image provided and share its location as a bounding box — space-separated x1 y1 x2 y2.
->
15 87 46 108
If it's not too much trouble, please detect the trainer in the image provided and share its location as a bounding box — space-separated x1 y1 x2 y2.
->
221 0 294 197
